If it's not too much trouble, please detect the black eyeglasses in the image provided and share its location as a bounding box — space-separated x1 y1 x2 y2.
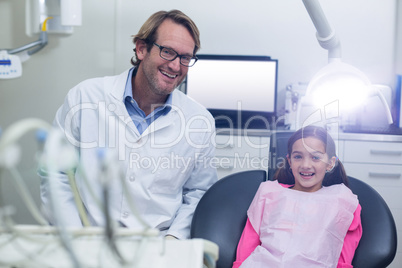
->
153 43 198 67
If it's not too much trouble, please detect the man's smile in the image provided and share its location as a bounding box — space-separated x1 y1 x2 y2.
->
160 70 178 79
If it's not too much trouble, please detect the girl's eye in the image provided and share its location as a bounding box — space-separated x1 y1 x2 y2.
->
293 155 302 160
312 155 322 161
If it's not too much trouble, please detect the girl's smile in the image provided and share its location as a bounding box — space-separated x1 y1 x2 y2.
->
288 136 336 192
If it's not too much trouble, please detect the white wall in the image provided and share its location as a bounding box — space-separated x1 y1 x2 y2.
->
0 0 116 224
0 0 398 224
115 0 396 91
114 0 397 116
396 0 402 75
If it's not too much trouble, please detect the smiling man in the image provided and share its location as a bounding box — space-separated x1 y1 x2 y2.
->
40 10 217 240
131 12 200 115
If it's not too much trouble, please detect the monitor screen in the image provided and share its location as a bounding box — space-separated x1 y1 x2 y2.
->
185 55 278 129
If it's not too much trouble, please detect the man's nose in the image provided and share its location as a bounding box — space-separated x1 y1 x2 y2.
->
168 57 181 71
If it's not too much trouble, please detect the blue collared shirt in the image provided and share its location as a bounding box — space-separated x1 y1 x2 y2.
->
124 67 172 134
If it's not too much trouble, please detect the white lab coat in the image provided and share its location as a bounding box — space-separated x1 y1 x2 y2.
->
40 69 218 239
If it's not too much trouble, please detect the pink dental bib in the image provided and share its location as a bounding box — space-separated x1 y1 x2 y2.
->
241 181 358 268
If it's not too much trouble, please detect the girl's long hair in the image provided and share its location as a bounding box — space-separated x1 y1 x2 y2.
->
273 125 349 187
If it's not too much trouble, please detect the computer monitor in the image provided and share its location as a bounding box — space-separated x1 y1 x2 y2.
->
185 55 278 129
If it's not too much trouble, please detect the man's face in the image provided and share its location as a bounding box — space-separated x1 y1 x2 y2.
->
137 19 195 97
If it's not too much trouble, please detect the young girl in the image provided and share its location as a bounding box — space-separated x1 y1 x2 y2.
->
233 126 362 268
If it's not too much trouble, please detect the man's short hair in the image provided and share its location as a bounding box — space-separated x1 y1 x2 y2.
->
131 9 200 66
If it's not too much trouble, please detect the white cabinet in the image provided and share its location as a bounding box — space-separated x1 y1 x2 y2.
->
340 139 402 268
343 140 402 165
214 133 270 179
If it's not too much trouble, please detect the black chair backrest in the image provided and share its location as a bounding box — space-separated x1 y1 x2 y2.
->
348 176 397 267
191 170 267 268
268 131 294 179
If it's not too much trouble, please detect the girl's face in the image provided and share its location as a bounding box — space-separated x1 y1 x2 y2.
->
287 137 336 192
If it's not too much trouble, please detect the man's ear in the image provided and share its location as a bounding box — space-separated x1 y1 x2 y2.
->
135 39 148 61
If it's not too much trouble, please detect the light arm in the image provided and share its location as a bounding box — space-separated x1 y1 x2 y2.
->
302 0 341 61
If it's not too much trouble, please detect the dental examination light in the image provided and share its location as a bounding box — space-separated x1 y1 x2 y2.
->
296 0 393 129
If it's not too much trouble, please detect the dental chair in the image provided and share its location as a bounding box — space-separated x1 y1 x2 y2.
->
191 131 397 268
191 170 266 268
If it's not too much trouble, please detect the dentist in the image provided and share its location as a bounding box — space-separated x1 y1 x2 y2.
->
40 9 217 240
